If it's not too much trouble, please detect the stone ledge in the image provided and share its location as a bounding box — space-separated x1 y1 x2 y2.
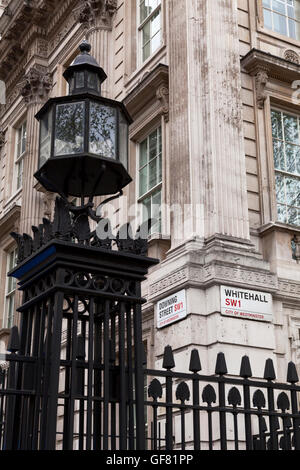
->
148 261 278 302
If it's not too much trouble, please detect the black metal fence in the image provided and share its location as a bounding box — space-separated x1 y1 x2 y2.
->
1 337 300 451
145 347 300 451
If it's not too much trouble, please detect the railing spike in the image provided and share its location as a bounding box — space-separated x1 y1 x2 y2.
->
215 352 228 376
162 345 175 370
287 361 299 384
76 335 85 360
7 326 20 353
264 358 276 381
189 349 201 373
240 355 252 378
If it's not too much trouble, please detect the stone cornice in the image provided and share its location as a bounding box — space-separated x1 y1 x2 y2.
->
241 48 300 109
124 64 169 121
0 0 76 82
241 48 300 83
148 261 278 302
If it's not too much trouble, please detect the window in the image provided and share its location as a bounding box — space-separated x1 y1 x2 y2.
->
138 126 162 235
15 121 27 190
263 0 300 40
138 0 162 63
4 249 17 329
271 109 300 226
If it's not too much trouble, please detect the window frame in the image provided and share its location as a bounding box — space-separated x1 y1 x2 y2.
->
3 248 17 329
137 0 162 66
137 124 163 236
269 105 300 227
257 0 300 46
14 120 27 192
262 0 300 41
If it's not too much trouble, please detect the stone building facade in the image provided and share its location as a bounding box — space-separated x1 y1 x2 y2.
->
0 0 299 382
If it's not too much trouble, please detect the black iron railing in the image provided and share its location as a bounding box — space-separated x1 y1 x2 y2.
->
1 340 300 450
144 347 300 451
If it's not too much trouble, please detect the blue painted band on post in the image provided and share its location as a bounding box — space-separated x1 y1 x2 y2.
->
11 245 57 279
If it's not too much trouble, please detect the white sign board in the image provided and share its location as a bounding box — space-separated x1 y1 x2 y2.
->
157 290 187 329
221 286 273 322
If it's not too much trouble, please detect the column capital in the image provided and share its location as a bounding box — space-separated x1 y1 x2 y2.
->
19 64 52 106
75 0 117 30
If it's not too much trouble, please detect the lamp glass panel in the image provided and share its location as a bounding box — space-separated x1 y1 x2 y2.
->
39 108 53 167
119 110 129 169
89 101 116 159
87 72 99 92
75 71 85 89
54 102 85 156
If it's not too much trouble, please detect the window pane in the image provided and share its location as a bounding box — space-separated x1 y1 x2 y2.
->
286 144 296 173
140 139 148 168
273 12 288 35
276 173 285 203
272 109 300 227
142 196 151 224
139 166 148 196
277 203 287 223
16 160 23 190
263 0 300 39
149 130 158 160
7 295 15 329
149 158 157 189
263 9 273 29
273 140 285 170
283 114 298 143
271 110 283 139
55 102 85 156
40 109 53 167
89 102 116 159
151 190 161 233
273 0 286 14
139 126 162 197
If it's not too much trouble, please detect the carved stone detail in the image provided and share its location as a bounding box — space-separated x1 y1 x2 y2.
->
255 68 268 109
278 279 300 298
19 65 52 106
294 235 300 264
148 262 278 300
284 49 300 64
75 0 117 29
156 85 169 122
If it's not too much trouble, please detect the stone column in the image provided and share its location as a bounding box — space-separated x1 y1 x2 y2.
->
168 0 250 247
19 65 52 234
76 0 118 98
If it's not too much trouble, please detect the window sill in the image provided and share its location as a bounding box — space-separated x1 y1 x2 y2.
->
3 187 22 210
258 221 300 236
257 24 300 49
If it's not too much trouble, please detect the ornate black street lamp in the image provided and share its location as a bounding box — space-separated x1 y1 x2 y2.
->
34 40 132 204
4 42 158 452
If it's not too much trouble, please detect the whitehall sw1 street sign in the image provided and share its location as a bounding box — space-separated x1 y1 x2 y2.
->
220 286 273 322
157 290 187 329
